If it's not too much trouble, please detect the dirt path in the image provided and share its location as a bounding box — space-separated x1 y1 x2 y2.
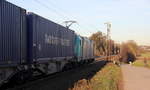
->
122 65 150 90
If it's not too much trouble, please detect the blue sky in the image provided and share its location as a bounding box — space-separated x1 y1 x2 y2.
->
7 0 150 45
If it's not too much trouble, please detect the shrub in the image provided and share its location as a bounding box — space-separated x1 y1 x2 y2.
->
120 40 138 63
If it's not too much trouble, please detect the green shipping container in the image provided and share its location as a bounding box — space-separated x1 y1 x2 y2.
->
74 35 82 61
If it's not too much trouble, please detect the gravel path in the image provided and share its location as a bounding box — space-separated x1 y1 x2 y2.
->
122 65 150 90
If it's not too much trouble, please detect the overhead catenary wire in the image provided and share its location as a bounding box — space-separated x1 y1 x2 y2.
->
32 0 94 34
20 0 64 22
46 0 100 32
22 0 97 36
33 0 70 21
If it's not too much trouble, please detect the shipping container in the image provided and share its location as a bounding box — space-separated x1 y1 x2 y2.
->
89 40 94 58
0 0 27 66
82 37 94 60
27 13 75 63
74 35 82 61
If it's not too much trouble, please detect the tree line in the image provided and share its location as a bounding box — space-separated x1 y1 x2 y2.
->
90 31 141 63
90 31 120 56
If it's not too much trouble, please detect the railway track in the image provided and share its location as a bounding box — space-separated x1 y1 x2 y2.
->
4 55 119 90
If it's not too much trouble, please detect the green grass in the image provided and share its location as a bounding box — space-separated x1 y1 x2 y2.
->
133 52 150 68
70 63 122 90
132 60 150 68
141 52 150 58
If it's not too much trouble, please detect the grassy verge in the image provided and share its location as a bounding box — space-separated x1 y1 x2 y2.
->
132 60 150 68
70 63 123 90
141 52 150 58
132 51 150 68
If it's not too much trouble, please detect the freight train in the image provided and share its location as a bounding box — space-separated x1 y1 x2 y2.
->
0 0 95 85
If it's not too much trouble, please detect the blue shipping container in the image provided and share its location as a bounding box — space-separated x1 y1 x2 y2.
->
0 0 27 66
27 13 75 63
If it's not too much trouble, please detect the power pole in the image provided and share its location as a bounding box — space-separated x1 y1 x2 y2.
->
104 22 111 61
64 20 77 29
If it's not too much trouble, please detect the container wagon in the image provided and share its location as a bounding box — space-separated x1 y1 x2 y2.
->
82 37 94 63
27 12 76 74
0 0 27 84
74 35 83 62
